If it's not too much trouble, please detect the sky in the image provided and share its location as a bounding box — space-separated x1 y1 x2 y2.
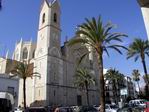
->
0 0 148 85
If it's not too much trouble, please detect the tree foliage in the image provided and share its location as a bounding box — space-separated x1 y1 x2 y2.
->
68 16 127 112
10 60 40 109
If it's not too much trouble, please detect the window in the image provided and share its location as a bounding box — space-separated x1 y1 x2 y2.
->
39 90 40 97
77 95 82 106
22 47 28 59
42 13 45 23
32 50 35 58
8 87 14 95
54 90 56 96
54 13 57 23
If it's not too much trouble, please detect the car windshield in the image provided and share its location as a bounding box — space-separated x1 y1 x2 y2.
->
140 101 144 104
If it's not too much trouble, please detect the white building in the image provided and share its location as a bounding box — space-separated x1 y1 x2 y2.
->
138 0 149 39
0 0 100 107
0 74 19 107
105 75 136 104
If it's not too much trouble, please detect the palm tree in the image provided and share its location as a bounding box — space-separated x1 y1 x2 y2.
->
104 68 124 104
10 60 39 110
132 69 141 95
68 16 127 112
74 68 95 106
143 75 149 84
127 38 149 85
143 75 149 97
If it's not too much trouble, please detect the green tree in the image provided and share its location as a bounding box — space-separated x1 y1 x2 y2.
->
132 69 141 95
74 68 95 106
104 68 124 104
68 16 127 112
10 60 40 110
127 38 149 85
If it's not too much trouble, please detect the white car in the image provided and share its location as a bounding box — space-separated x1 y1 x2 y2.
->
99 104 119 112
129 99 146 108
13 107 23 112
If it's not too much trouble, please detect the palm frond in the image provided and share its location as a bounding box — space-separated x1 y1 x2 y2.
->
103 47 110 57
127 38 149 61
107 45 126 55
68 38 88 46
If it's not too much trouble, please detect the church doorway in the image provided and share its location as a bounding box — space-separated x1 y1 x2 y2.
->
77 95 82 106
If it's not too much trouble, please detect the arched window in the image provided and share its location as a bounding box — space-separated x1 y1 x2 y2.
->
54 13 57 23
32 50 35 58
42 13 45 23
22 48 28 59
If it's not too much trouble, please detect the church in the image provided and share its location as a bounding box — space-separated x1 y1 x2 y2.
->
0 0 100 107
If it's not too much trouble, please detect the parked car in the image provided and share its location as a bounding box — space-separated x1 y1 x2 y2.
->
77 106 98 112
129 99 146 108
71 106 80 112
45 106 56 112
99 104 119 112
117 106 144 112
93 105 100 111
26 107 47 112
106 104 119 112
58 107 73 112
13 107 24 112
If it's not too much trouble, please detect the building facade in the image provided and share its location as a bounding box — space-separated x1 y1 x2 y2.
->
105 76 135 104
0 74 19 107
138 0 149 39
0 0 100 107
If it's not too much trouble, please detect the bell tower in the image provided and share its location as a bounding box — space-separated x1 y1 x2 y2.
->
33 0 61 106
138 0 149 39
36 0 61 58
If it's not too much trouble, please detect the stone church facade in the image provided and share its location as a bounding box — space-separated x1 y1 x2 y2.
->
0 0 100 107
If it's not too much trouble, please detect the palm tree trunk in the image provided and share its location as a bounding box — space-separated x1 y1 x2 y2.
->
141 59 149 93
23 78 26 110
98 54 105 112
142 59 149 84
85 83 89 106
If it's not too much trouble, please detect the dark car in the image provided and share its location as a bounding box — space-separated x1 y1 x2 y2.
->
117 106 144 112
78 106 98 112
26 107 47 112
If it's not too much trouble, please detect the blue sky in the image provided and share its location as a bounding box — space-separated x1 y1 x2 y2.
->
0 0 148 80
